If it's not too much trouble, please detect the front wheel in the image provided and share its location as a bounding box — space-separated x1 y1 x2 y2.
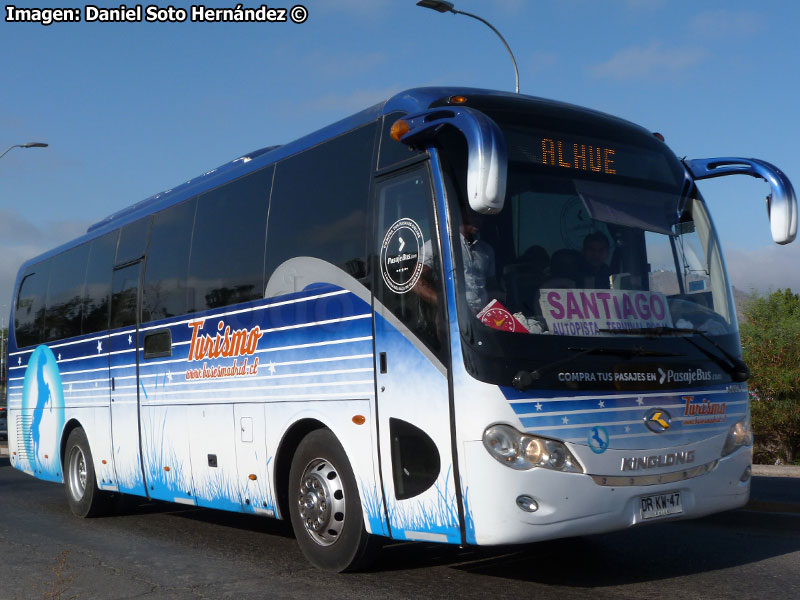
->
64 428 111 517
288 429 378 572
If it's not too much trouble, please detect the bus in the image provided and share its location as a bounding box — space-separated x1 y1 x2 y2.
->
6 87 796 572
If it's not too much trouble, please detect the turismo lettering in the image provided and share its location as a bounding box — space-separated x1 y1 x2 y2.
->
682 395 727 426
187 319 264 362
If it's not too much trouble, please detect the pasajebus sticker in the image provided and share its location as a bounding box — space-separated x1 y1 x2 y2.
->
539 288 673 336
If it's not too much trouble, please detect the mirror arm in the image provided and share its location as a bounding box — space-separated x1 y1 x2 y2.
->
397 107 508 213
685 157 797 244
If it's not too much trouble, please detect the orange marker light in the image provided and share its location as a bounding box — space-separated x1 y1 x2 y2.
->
449 95 468 104
164 466 171 472
44 454 49 459
653 132 665 142
390 119 410 142
352 415 366 425
102 460 107 465
248 474 258 481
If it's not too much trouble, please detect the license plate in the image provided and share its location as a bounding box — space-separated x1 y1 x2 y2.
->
639 491 682 520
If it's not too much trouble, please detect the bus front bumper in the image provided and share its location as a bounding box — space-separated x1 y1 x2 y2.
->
462 440 751 546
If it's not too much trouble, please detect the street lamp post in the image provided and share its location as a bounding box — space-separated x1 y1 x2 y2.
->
416 0 520 94
0 142 49 162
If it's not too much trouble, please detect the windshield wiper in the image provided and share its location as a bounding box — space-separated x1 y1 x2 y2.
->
598 326 750 382
512 345 683 391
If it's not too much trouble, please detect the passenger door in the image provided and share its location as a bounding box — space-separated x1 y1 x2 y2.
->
109 261 147 496
372 166 461 543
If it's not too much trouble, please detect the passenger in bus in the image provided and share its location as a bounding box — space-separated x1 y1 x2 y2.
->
580 232 612 289
418 209 498 314
541 248 582 289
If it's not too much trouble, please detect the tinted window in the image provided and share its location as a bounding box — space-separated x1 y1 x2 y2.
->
374 168 447 360
188 167 272 312
44 244 90 342
82 231 118 334
116 217 151 265
15 260 51 348
142 198 196 322
265 123 377 286
110 263 141 329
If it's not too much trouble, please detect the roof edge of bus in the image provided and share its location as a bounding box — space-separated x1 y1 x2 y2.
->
85 100 389 237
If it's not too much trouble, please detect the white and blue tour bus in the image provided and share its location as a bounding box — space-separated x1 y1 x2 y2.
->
5 87 797 571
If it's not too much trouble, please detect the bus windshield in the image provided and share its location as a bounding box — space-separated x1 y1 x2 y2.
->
443 119 740 390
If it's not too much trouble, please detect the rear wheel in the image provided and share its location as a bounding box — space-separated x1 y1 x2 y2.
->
64 428 111 517
288 429 379 572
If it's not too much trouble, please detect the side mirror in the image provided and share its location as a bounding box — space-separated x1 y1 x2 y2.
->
685 157 797 244
395 107 507 214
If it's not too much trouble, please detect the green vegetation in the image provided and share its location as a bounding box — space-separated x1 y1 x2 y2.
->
740 289 800 464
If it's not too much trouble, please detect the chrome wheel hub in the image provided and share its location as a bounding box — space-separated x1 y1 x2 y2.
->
68 446 87 502
297 458 345 546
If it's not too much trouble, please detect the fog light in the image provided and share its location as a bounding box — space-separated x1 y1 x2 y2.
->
740 466 752 482
516 495 539 512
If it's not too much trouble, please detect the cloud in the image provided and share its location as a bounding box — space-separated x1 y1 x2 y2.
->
688 10 766 40
724 243 800 295
591 42 705 81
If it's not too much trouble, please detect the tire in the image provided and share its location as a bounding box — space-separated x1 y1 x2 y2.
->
64 428 111 518
288 429 379 572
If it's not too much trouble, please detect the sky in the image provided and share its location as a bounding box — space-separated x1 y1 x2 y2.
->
2 0 800 319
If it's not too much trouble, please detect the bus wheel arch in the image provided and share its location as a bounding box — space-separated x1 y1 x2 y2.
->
59 418 85 480
274 418 326 521
62 426 112 517
286 427 378 572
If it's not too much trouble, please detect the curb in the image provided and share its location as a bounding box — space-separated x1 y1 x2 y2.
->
752 464 800 479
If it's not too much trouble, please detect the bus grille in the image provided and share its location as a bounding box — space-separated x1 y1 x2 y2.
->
16 414 33 461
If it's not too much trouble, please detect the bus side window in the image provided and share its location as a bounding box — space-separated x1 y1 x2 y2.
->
142 197 196 323
82 230 118 335
44 243 91 342
116 217 151 265
187 166 272 313
15 260 51 348
265 123 378 288
374 168 447 361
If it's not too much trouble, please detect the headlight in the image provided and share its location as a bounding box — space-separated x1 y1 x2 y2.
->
483 424 584 473
722 414 753 457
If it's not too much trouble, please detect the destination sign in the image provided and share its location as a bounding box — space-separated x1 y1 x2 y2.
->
502 127 679 185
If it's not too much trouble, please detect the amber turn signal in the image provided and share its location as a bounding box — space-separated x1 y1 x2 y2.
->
248 474 258 481
352 415 366 425
448 95 467 104
390 119 410 142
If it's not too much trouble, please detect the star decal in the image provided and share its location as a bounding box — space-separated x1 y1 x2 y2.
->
268 361 277 375
636 397 644 406
58 353 62 361
625 425 631 433
598 400 605 408
128 334 133 345
534 402 543 412
166 370 173 383
97 340 103 353
18 357 22 366
562 416 569 425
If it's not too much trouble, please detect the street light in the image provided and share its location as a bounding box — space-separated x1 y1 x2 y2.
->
416 0 520 94
0 142 49 161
